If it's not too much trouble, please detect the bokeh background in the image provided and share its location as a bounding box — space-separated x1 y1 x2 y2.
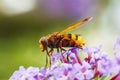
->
0 0 120 79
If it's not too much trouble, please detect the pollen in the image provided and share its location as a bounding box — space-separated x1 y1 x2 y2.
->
81 68 86 73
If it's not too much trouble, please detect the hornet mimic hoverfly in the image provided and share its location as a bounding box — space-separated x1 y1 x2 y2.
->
39 17 92 67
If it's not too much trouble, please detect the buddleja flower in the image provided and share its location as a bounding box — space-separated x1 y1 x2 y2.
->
9 66 40 80
9 37 120 80
111 37 120 80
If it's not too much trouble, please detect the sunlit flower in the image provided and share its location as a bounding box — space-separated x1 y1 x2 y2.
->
9 37 120 80
9 66 40 80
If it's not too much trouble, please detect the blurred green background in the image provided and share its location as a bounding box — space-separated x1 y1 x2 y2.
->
0 0 120 79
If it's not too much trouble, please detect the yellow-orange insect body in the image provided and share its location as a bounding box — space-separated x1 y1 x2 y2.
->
61 34 85 48
39 17 92 67
39 33 85 52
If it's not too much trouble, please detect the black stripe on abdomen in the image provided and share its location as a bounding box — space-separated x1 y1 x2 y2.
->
76 35 78 40
68 34 72 39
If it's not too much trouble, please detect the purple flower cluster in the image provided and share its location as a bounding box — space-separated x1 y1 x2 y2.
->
38 0 98 20
9 37 120 80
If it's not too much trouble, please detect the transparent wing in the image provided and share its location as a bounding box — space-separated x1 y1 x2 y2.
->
58 17 92 34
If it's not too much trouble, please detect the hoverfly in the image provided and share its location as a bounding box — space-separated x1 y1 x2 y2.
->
39 17 92 67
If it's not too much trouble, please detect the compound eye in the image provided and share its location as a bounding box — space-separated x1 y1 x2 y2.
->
39 37 48 52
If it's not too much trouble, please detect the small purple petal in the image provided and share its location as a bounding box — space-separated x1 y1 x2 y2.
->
84 69 94 79
74 72 84 80
73 63 81 71
51 62 59 70
51 53 62 63
114 52 120 65
71 48 79 55
40 67 46 75
114 37 120 50
69 53 77 64
82 45 102 55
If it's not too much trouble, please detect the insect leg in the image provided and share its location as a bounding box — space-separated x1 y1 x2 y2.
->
45 48 49 67
60 47 70 62
66 53 70 62
49 48 54 56
57 48 60 53
60 47 66 53
48 48 54 66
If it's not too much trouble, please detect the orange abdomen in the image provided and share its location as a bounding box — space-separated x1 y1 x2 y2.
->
60 34 85 48
47 34 85 49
